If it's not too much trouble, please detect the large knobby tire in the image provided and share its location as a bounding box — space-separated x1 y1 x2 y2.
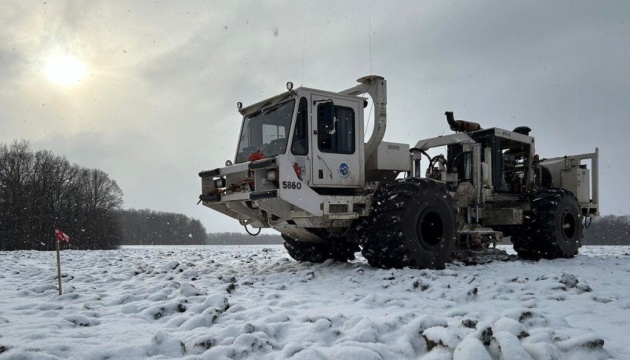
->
360 178 457 269
282 234 358 264
512 188 583 259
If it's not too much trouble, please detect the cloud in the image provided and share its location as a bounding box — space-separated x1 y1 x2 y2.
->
0 48 22 94
2 0 630 232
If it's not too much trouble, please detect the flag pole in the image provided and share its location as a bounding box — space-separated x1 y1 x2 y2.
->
56 237 62 295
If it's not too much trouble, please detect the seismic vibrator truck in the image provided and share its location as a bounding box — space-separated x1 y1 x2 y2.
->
199 76 599 269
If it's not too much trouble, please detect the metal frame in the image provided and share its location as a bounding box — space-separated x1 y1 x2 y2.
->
539 148 599 216
199 75 601 245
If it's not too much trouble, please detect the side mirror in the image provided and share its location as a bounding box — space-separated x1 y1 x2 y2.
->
317 100 336 136
321 100 335 121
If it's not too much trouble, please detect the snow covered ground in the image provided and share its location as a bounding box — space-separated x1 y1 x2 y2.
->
1 245 629 360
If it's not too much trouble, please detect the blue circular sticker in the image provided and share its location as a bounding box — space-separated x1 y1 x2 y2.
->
338 162 350 178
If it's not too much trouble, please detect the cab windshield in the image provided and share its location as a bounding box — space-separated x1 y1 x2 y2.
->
236 99 295 163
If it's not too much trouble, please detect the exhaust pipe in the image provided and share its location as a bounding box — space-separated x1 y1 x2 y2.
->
445 111 481 133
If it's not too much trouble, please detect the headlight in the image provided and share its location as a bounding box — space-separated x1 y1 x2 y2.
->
266 170 278 181
213 178 226 188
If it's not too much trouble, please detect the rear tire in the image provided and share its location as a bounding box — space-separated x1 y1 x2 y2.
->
359 178 457 269
512 188 583 259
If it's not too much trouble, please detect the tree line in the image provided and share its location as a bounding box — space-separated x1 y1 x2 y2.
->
1 139 624 249
582 215 630 245
0 140 123 250
0 141 214 250
117 209 208 245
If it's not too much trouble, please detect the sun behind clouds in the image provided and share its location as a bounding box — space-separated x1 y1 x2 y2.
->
44 54 88 86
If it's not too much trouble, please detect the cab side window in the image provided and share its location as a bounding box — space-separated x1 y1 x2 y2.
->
317 103 355 154
291 97 309 155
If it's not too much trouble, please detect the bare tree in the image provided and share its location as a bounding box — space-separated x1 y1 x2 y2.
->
0 141 124 250
0 141 34 249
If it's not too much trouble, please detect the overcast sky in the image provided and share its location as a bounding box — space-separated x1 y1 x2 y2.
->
1 1 629 234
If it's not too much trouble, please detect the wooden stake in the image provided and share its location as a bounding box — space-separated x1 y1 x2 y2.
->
56 238 62 295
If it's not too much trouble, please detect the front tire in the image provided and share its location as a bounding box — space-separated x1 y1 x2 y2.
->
360 178 457 269
512 188 583 259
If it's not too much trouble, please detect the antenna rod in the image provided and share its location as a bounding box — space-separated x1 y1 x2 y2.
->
301 31 306 85
368 6 372 74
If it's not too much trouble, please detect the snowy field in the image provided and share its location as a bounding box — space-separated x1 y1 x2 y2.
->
1 245 629 360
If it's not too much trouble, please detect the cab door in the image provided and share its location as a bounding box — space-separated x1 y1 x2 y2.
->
310 94 363 187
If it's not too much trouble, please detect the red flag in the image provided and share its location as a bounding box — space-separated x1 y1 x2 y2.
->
55 228 71 243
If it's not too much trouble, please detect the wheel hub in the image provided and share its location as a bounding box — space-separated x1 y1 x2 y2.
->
561 210 577 240
417 208 444 247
